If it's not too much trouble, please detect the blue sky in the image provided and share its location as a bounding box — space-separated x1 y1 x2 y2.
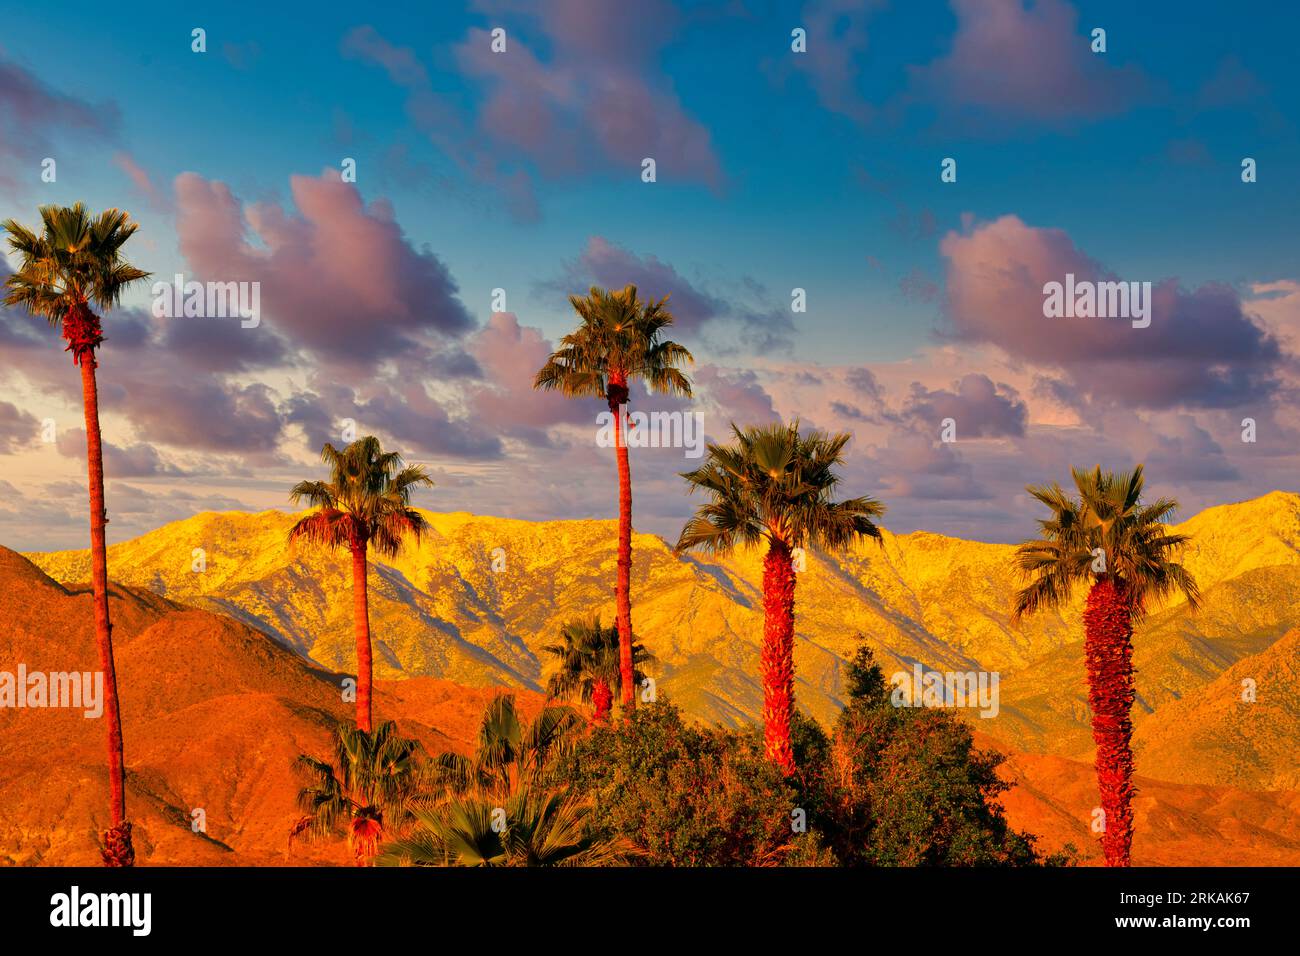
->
2 0 1298 548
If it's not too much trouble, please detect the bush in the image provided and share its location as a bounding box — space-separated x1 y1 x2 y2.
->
559 700 815 866
807 645 1072 866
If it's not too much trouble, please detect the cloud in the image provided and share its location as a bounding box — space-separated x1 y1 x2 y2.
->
0 400 39 454
547 236 794 350
466 312 592 444
939 215 1284 409
901 374 1027 438
694 365 779 428
343 7 721 218
107 377 286 455
173 171 474 372
786 0 885 124
55 427 185 478
0 57 118 196
284 380 503 462
907 0 1149 125
113 152 167 210
870 431 991 501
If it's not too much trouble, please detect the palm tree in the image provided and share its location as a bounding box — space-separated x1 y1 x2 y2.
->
534 284 693 714
289 436 432 731
376 788 623 867
540 616 654 723
676 421 885 775
290 720 427 865
425 693 583 802
3 204 150 867
1011 465 1199 867
376 694 623 865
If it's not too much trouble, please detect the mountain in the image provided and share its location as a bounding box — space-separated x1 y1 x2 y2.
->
2 544 1296 866
23 491 1300 791
1132 629 1300 791
978 731 1300 866
0 545 544 865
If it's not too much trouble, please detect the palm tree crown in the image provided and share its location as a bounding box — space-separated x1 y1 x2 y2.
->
1011 464 1200 621
676 421 886 555
540 616 653 708
288 436 433 555
375 695 623 866
292 721 427 864
532 283 694 401
2 203 150 363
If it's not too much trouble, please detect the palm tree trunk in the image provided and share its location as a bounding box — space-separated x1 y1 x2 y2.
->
78 355 133 867
761 538 797 776
609 385 635 715
1083 577 1136 866
351 542 373 733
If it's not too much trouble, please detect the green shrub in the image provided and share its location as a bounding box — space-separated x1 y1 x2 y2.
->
560 700 807 866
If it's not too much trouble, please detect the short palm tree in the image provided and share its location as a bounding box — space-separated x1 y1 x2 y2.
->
534 284 693 714
425 693 583 803
3 204 150 867
1012 465 1199 867
376 694 623 866
676 421 886 775
540 616 654 723
376 787 622 866
291 720 427 866
289 436 432 731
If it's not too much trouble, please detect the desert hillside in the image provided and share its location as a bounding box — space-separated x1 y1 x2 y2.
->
0 545 545 865
24 491 1300 790
3 543 1298 865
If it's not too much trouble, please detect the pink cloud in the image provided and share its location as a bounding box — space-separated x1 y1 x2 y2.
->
908 0 1149 123
173 170 474 371
939 214 1282 408
113 152 166 209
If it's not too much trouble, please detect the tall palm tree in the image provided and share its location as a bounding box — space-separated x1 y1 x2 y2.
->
1011 465 1199 867
291 720 427 866
3 204 150 867
534 284 693 714
676 421 885 775
540 616 654 723
289 436 432 731
376 694 623 866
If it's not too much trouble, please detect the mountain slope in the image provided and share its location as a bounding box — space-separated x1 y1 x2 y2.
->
1132 629 1300 791
0 545 541 865
3 544 1297 866
24 492 1300 786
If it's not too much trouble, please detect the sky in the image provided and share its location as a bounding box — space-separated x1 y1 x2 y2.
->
1 0 1298 550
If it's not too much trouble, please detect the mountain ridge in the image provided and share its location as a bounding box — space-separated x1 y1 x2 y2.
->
20 490 1300 792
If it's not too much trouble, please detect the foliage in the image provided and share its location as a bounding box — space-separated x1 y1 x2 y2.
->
376 694 626 866
2 203 150 331
532 284 694 400
559 699 812 866
291 720 428 864
675 420 885 555
803 645 1074 866
1012 464 1199 620
288 436 433 556
540 616 653 715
